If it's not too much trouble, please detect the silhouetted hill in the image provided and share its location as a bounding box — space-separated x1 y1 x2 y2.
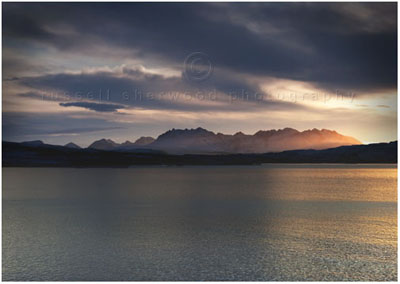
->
20 140 45 147
64 142 81 149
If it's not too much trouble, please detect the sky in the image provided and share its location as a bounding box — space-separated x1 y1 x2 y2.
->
2 2 397 146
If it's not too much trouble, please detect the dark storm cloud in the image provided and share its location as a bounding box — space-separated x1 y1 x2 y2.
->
18 68 312 113
19 66 262 101
59 102 125 112
3 2 397 92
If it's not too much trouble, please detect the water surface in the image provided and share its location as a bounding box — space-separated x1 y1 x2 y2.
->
3 164 397 281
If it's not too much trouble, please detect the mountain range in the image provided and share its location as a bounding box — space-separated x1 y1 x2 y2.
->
2 140 396 167
84 127 361 154
88 137 155 151
3 127 396 167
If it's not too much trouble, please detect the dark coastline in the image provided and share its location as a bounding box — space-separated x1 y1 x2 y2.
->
2 141 397 167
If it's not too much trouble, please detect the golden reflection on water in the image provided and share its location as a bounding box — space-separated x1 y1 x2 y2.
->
261 167 397 202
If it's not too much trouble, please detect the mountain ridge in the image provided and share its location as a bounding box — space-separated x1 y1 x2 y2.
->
148 127 361 154
88 136 156 150
21 127 363 154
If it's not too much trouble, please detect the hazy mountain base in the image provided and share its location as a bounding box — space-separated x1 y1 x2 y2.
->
3 141 396 167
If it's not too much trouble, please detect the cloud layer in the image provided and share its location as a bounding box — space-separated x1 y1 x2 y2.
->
2 3 397 145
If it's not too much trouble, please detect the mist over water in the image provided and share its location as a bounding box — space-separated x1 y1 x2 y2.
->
2 165 397 281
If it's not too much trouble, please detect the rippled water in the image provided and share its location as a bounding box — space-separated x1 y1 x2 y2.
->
2 164 397 281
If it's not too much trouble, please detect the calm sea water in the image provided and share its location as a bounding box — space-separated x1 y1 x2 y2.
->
2 164 397 281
